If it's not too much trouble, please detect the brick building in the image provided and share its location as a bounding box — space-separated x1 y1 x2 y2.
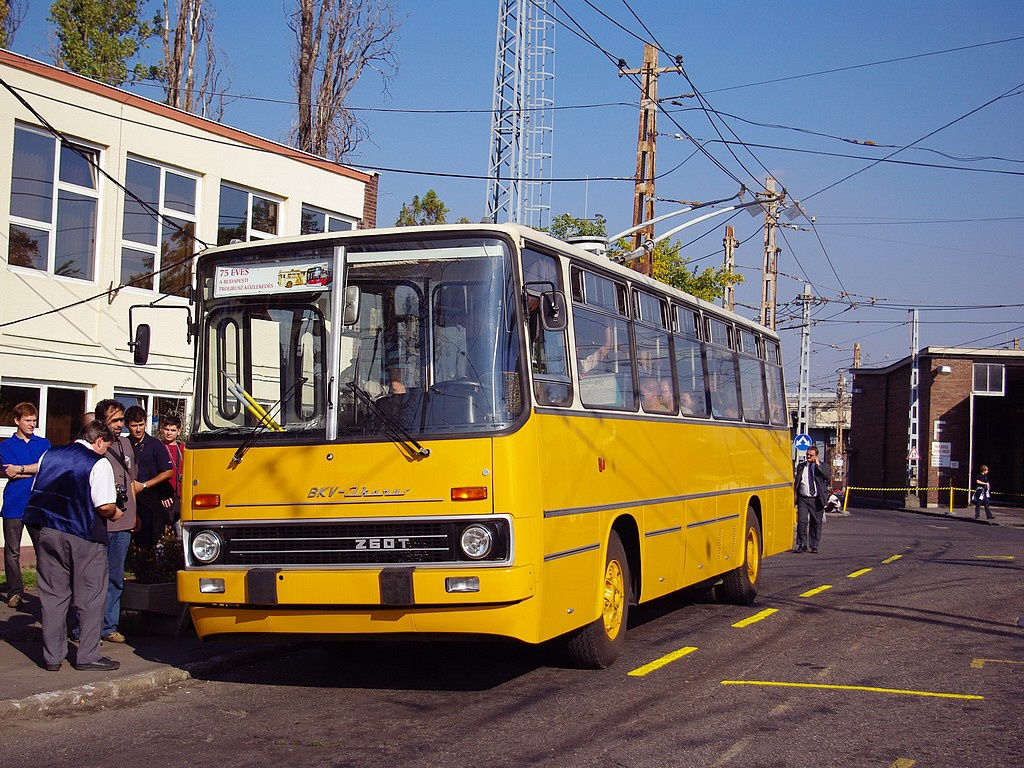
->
849 347 1024 508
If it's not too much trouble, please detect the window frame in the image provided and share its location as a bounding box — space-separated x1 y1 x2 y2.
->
972 363 1005 396
8 123 102 282
218 182 282 245
301 204 355 235
120 156 200 296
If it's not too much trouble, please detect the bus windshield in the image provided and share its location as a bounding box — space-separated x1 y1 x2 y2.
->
192 236 524 443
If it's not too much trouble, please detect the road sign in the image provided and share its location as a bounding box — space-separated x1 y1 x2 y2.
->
794 434 813 450
908 446 920 461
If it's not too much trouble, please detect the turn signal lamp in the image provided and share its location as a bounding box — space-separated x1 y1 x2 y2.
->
451 486 487 501
192 494 221 509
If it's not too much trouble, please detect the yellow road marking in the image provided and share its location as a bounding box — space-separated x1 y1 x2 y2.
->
891 760 917 767
971 658 1024 669
732 608 778 628
973 555 1014 560
720 680 983 700
628 646 698 677
847 568 873 578
882 555 902 564
800 585 832 597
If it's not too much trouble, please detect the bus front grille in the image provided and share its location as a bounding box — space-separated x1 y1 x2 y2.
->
185 518 510 567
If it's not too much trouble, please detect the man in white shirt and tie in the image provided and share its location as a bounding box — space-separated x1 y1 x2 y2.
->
794 446 829 553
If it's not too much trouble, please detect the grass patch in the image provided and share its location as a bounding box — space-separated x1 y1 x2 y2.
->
0 568 37 591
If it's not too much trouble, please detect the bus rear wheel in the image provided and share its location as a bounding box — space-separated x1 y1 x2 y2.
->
567 531 630 669
718 507 762 605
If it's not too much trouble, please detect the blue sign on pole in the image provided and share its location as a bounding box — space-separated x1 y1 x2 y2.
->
794 433 813 450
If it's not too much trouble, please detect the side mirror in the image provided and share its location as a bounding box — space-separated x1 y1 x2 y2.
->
342 285 361 325
540 291 567 332
132 324 151 365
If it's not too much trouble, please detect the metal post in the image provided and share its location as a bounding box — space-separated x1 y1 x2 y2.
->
905 308 920 508
797 284 812 442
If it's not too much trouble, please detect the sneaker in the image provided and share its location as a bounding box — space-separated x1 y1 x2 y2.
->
7 594 23 609
102 631 126 644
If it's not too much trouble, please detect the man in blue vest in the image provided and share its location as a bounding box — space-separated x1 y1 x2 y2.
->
23 420 124 672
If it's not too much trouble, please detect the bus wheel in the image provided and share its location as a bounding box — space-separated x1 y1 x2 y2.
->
567 531 630 669
718 507 761 605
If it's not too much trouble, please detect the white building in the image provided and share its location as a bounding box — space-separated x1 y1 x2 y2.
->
0 49 377 455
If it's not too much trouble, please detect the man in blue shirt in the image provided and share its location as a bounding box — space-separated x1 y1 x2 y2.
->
0 402 51 608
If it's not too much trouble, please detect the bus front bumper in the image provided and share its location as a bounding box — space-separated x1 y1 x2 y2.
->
177 565 538 640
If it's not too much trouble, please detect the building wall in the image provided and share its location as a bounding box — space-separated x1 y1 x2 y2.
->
849 362 910 503
851 350 1024 508
920 356 972 506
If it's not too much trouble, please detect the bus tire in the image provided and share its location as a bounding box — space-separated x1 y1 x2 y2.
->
566 531 630 669
718 507 762 605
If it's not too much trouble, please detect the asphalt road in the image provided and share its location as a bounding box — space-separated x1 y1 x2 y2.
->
1 507 1020 768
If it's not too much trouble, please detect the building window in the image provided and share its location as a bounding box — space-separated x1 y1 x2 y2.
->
972 363 1005 395
0 381 88 447
301 204 354 234
9 124 99 281
217 183 280 245
120 158 198 296
114 391 188 435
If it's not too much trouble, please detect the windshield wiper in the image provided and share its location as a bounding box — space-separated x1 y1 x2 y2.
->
228 376 307 468
347 382 431 459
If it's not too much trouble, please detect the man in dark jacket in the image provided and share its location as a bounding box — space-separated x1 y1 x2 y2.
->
23 420 124 672
793 445 829 553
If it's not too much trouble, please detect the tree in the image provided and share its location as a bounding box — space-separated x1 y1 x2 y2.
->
160 0 232 119
545 213 742 302
289 0 400 161
1 0 27 49
48 0 159 86
395 189 448 227
546 213 607 240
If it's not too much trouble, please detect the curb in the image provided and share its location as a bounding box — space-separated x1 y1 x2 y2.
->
895 506 1016 526
0 643 291 722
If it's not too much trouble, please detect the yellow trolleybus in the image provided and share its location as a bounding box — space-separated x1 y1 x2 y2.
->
167 223 793 667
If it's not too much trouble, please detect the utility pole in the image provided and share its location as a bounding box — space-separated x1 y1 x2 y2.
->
620 44 681 276
906 309 920 508
722 225 737 312
834 372 846 486
759 177 782 329
796 284 813 443
853 342 861 369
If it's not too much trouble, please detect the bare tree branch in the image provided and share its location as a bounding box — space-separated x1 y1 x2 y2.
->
289 0 400 161
162 0 234 119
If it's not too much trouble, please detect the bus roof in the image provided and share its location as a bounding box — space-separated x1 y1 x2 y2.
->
199 222 779 341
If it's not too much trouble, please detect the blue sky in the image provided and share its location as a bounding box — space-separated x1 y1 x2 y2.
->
9 1 1024 392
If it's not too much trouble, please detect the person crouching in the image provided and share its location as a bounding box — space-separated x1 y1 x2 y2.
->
23 420 124 672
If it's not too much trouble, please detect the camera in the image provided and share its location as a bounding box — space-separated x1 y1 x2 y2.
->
115 484 128 511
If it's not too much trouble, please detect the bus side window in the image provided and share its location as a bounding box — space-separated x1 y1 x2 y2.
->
523 248 572 406
673 305 708 417
705 317 741 420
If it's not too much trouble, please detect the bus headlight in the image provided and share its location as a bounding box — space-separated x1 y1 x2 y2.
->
191 530 223 564
459 525 493 560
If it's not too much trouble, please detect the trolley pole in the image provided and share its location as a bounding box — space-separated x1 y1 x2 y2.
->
723 225 737 312
620 44 681 276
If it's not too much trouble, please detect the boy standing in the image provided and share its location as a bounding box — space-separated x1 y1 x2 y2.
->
0 403 51 608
